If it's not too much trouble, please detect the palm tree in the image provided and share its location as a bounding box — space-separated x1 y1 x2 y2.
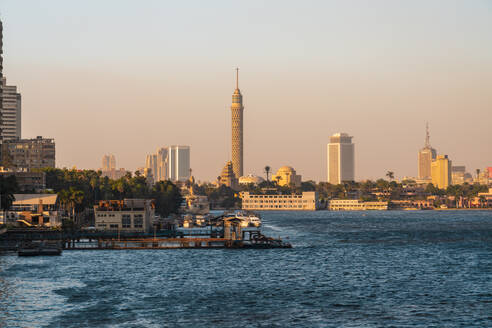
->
386 171 394 181
264 166 271 182
57 189 71 215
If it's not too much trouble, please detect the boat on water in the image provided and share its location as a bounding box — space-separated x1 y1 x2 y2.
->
233 211 262 228
18 241 62 256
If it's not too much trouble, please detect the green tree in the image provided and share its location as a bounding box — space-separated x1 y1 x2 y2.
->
152 181 182 217
0 175 19 220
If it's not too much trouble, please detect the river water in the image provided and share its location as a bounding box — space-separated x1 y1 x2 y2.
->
1 210 491 327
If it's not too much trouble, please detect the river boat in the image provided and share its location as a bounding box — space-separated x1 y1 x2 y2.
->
234 211 262 228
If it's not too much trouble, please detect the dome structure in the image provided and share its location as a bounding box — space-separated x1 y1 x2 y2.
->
239 174 265 185
272 166 302 187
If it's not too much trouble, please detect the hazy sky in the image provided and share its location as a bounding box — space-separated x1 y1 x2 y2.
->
2 0 491 182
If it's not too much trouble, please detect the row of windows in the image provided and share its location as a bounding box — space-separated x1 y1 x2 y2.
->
247 195 303 199
243 204 309 209
243 199 313 203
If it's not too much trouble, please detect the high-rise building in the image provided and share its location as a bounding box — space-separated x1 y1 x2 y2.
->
327 133 355 184
167 145 190 182
100 154 126 179
418 123 437 181
156 147 168 181
109 154 116 170
102 155 110 171
0 20 5 163
145 147 169 182
0 78 21 141
3 136 55 171
431 155 452 189
451 166 466 185
230 68 244 178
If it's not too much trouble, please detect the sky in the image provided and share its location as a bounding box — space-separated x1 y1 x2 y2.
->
1 0 491 182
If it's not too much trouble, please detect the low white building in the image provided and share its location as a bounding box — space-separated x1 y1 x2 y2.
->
241 192 318 211
94 199 155 233
328 199 388 211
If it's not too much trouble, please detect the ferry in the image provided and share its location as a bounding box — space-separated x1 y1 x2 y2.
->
234 211 262 228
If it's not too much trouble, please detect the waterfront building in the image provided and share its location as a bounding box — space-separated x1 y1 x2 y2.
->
328 199 388 211
168 145 190 182
219 161 238 190
238 174 264 185
327 133 354 184
2 136 55 170
241 192 318 211
271 166 302 187
0 78 21 141
431 155 452 189
94 199 155 233
6 194 61 227
418 124 437 181
230 68 244 178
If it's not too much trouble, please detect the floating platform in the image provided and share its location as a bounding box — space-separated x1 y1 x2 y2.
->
64 236 292 250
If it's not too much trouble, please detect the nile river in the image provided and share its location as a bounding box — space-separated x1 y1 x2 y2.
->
1 210 491 327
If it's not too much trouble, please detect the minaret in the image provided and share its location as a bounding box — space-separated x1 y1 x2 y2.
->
230 68 244 178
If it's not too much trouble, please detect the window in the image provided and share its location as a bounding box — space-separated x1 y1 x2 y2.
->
134 214 143 228
110 224 119 229
122 214 131 228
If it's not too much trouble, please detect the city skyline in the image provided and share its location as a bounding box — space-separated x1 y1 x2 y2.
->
1 1 491 181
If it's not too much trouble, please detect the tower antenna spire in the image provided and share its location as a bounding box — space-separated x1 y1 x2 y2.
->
235 67 239 90
425 122 430 147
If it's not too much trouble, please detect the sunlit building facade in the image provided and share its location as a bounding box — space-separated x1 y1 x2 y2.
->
431 155 452 189
327 133 354 184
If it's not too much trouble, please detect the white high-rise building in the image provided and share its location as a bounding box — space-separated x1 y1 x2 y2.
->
168 145 190 182
327 133 355 184
1 77 21 141
145 145 190 182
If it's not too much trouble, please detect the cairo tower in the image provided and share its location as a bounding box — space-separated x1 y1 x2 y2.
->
230 68 244 178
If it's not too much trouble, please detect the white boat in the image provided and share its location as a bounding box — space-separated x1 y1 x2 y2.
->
234 211 262 228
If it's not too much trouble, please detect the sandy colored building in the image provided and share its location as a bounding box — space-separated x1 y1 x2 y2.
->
328 199 388 211
6 194 61 227
3 136 55 170
431 155 452 189
94 199 155 233
327 133 354 184
418 124 437 181
218 161 238 190
272 166 302 187
241 191 318 211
